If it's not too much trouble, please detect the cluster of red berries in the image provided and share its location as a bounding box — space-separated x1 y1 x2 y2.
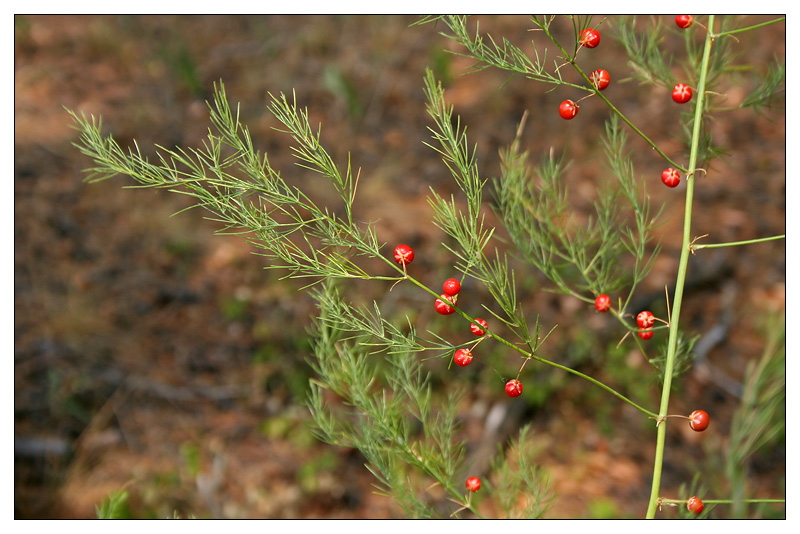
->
636 310 655 339
558 28 609 121
594 295 657 340
393 246 495 374
394 244 517 396
435 277 459 315
437 274 517 395
561 22 697 192
665 17 694 187
673 17 696 103
595 293 711 424
561 23 698 120
454 318 489 363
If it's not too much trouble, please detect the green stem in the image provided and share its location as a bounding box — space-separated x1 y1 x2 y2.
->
645 15 715 520
660 498 785 505
692 234 785 250
715 17 785 37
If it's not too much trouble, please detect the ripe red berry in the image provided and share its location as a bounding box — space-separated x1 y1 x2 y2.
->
637 311 655 329
465 476 481 492
505 379 523 398
661 168 681 188
579 28 600 48
595 294 611 312
590 69 610 91
443 278 461 297
559 100 579 120
637 330 654 340
454 348 473 367
675 15 694 29
470 318 489 336
689 409 710 432
434 293 456 315
393 244 414 265
687 496 704 514
672 83 693 104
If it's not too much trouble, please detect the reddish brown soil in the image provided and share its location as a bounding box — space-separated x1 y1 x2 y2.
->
15 15 785 519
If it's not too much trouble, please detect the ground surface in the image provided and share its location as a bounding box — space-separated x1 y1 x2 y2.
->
15 15 785 519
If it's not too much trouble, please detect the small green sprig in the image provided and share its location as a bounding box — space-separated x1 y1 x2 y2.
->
738 55 785 111
490 425 555 519
494 112 661 317
725 312 786 518
614 16 674 87
307 280 478 518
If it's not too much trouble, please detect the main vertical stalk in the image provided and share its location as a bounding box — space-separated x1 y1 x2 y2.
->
645 15 716 519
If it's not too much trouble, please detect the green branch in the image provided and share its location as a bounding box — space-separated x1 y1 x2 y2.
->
691 234 785 251
715 17 785 37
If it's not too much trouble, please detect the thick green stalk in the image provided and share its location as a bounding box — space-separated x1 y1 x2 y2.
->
645 15 715 519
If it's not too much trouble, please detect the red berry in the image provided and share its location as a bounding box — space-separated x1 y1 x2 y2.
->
443 278 461 297
661 168 681 188
675 15 694 29
579 28 600 48
689 409 710 432
505 379 523 398
672 83 693 104
434 293 456 315
589 69 610 91
465 476 481 492
559 100 579 120
637 330 654 340
470 318 489 336
454 348 473 367
637 311 655 329
393 244 414 265
687 496 704 514
595 294 611 313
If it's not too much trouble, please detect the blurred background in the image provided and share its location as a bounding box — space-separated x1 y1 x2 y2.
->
15 15 785 518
